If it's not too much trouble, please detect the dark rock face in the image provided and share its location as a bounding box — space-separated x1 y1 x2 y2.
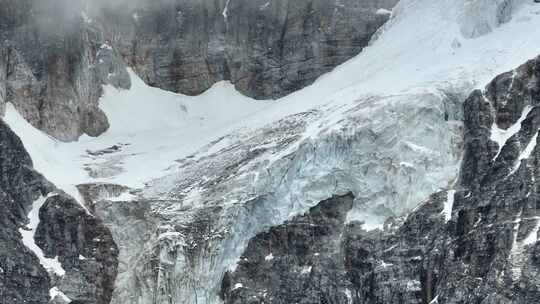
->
0 0 130 141
101 0 397 99
222 56 540 304
0 118 52 304
0 118 119 303
35 194 119 304
221 193 354 304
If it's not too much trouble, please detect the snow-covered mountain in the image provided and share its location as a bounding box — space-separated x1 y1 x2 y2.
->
1 0 540 303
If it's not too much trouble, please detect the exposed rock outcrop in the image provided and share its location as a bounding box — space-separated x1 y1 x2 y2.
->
0 117 52 304
99 0 397 99
0 0 130 141
36 194 119 304
0 118 119 303
1 0 396 141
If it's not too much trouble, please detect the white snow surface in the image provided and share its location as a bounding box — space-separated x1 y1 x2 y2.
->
50 287 72 303
222 0 231 20
107 191 138 202
344 288 353 304
232 283 243 290
443 190 456 222
491 105 533 160
511 129 539 174
5 1 540 304
519 131 539 161
508 214 540 281
4 72 273 190
376 8 392 16
19 195 66 277
523 218 540 245
429 295 440 304
379 261 394 269
300 266 312 274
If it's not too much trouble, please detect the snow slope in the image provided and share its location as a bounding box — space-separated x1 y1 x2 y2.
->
19 194 72 302
4 72 273 192
19 195 66 277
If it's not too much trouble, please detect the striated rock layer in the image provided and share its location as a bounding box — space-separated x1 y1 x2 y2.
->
0 0 396 141
0 0 131 142
98 0 397 99
0 118 51 303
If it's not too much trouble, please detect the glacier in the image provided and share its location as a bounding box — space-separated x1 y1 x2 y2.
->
4 0 540 303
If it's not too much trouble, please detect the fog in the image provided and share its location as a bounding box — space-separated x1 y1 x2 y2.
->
33 0 178 13
23 0 175 37
31 0 176 23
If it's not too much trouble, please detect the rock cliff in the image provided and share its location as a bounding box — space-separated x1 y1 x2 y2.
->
0 0 130 141
0 0 396 141
0 119 118 303
98 0 397 99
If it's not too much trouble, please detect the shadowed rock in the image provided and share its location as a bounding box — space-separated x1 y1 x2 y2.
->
0 118 119 303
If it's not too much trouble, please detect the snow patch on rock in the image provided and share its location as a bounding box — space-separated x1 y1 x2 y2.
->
443 190 456 222
50 287 72 303
490 105 533 160
523 218 540 245
264 253 274 261
19 195 66 277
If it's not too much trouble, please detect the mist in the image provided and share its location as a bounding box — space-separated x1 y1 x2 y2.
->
30 0 178 26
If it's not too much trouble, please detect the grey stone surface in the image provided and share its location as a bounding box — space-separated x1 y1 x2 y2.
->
35 193 119 304
0 118 52 304
0 0 130 141
99 0 397 99
1 0 396 141
77 183 157 304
